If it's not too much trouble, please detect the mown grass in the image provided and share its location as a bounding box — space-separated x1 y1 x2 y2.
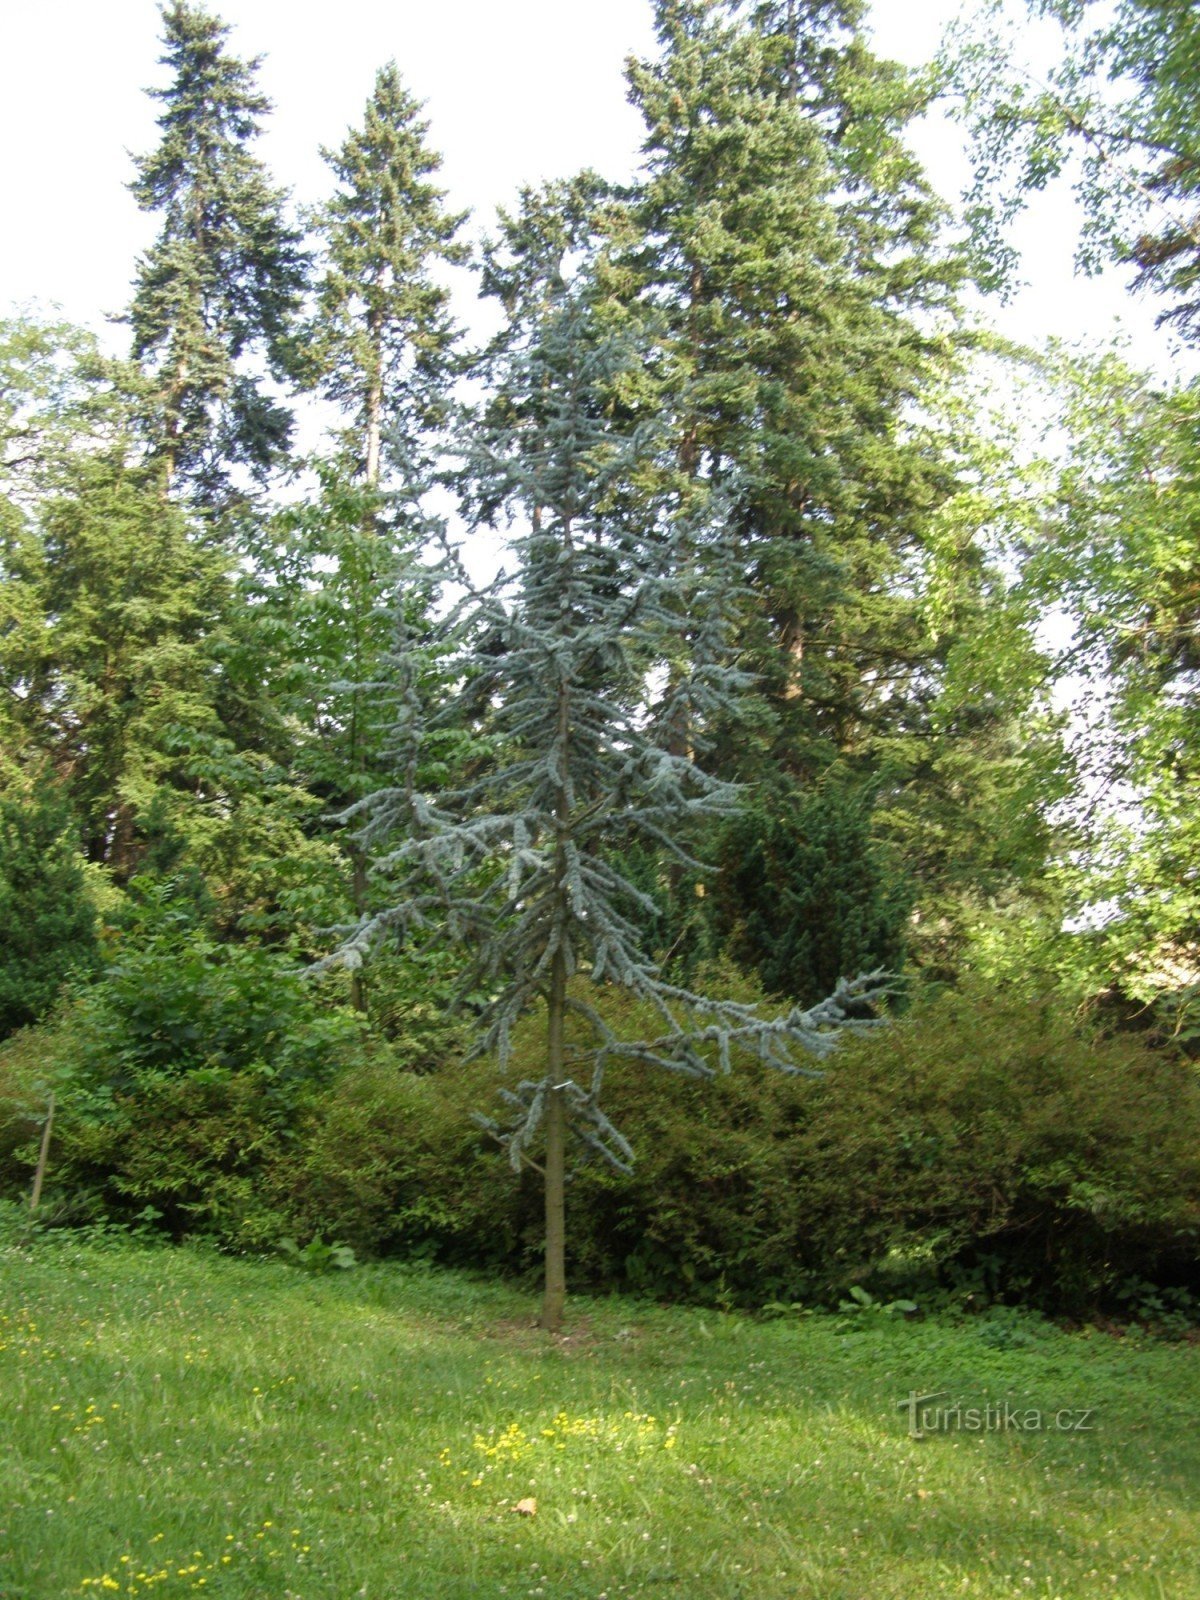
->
0 1228 1196 1599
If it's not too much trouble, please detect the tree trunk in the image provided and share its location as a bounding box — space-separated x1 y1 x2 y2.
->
365 317 383 490
780 607 804 700
349 846 369 1014
29 1093 55 1213
540 946 568 1334
541 661 572 1335
348 329 384 1016
161 346 190 495
365 375 382 490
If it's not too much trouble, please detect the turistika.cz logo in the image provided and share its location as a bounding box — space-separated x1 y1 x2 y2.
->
898 1390 1097 1439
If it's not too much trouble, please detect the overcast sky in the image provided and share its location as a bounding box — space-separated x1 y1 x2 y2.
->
0 0 1183 376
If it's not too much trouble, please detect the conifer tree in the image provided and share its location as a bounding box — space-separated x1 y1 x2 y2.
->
343 282 887 1333
563 0 1049 976
279 66 467 1005
0 317 334 930
0 323 233 871
618 0 964 776
128 1 307 499
715 777 910 1004
309 62 466 488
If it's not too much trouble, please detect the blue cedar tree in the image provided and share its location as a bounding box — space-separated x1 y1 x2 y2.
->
342 287 887 1331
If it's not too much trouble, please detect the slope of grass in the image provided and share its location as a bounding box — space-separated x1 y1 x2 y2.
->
0 1227 1196 1599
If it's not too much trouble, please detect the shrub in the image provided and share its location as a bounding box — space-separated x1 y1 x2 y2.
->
257 1059 528 1260
3 926 369 1235
257 978 1200 1313
9 970 1199 1316
787 983 1200 1310
65 927 364 1110
0 782 98 1039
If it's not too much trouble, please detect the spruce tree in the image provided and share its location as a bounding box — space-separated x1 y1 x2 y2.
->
618 0 964 777
343 283 887 1333
30 450 232 872
0 317 333 930
573 0 1047 976
309 62 466 488
128 1 307 499
281 66 467 1004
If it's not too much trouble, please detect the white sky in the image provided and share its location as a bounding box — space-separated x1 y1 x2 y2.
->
0 0 1184 376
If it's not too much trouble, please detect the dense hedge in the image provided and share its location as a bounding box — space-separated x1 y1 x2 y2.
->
3 980 1198 1314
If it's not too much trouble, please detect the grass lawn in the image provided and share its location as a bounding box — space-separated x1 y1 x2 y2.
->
0 1230 1196 1599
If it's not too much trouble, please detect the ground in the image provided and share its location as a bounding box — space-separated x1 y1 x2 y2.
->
1 1230 1197 1598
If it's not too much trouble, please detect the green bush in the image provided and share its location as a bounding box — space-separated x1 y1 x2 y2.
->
7 971 1199 1315
0 781 98 1039
258 979 1200 1313
787 984 1200 1310
66 928 363 1109
257 1059 528 1259
48 1069 299 1239
0 925 369 1235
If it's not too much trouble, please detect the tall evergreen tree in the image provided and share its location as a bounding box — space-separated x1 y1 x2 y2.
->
272 65 468 1004
472 12 1054 990
309 62 466 488
0 318 337 932
616 0 964 777
128 1 307 498
344 282 887 1332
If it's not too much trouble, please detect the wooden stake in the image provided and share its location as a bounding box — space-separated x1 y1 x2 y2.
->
29 1092 55 1213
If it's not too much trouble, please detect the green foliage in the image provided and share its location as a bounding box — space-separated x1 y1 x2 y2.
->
128 0 308 495
359 944 477 1069
617 0 966 778
0 898 365 1236
18 974 1194 1316
253 1059 518 1260
276 1235 356 1273
0 782 98 1038
23 450 235 872
1007 351 1200 1018
0 1022 67 1196
339 981 1198 1312
0 318 338 929
714 778 910 1004
945 0 1200 337
789 983 1200 1311
47 1069 295 1240
835 1284 920 1321
65 918 362 1111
